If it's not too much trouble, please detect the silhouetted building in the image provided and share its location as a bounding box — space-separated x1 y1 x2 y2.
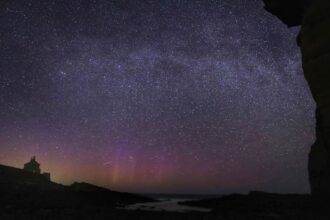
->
24 156 41 174
23 156 51 181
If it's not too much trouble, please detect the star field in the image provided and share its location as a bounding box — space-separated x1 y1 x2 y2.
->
0 0 315 194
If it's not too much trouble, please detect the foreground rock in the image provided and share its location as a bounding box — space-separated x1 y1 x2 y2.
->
182 191 330 220
263 0 330 196
1 169 330 220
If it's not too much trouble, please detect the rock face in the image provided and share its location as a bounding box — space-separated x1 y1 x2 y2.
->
301 0 330 195
181 191 330 219
308 110 330 195
263 0 330 195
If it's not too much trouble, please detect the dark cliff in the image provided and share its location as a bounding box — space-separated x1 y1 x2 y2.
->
263 0 330 196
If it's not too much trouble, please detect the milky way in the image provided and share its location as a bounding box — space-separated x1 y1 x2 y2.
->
0 0 315 194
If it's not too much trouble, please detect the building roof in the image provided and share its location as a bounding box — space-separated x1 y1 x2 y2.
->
24 157 40 166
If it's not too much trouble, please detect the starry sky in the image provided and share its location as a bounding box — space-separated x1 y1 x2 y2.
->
0 0 315 194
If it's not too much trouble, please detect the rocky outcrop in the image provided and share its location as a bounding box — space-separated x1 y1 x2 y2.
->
263 0 330 195
0 164 59 191
70 182 112 193
301 0 330 195
181 191 330 219
263 0 306 27
0 163 155 208
308 110 330 195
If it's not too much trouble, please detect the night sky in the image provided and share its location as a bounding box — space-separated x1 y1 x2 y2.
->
0 0 315 194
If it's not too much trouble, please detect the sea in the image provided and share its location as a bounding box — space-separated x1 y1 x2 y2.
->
125 194 220 212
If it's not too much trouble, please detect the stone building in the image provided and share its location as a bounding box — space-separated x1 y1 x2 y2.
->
24 156 41 174
23 156 51 181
